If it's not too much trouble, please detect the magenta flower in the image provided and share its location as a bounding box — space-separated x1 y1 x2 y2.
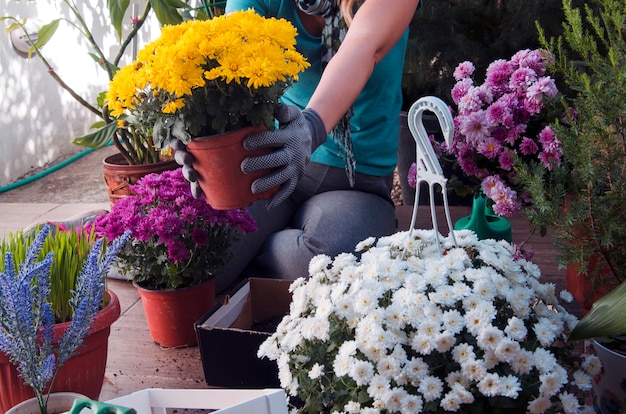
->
94 168 257 290
446 49 562 217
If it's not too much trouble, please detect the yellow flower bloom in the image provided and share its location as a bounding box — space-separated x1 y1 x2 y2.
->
106 9 310 148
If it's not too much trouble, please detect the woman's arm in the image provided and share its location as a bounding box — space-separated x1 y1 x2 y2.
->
307 0 421 132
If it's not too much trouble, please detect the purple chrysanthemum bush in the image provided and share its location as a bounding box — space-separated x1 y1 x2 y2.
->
95 168 256 290
259 230 597 414
446 49 562 217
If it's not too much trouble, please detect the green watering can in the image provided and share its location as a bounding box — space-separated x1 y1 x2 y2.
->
454 192 512 243
70 398 136 414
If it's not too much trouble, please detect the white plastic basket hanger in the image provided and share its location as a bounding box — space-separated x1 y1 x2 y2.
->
406 96 457 254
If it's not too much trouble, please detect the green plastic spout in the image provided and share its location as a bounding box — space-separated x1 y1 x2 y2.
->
454 193 512 242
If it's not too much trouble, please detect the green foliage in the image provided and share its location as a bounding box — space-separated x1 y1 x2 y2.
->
0 224 97 323
517 0 626 293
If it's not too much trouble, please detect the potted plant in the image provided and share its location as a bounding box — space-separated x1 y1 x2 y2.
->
569 280 626 413
104 9 310 209
513 0 626 312
0 224 129 414
259 229 598 413
93 168 257 348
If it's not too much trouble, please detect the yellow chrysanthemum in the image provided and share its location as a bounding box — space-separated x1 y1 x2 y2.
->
162 98 186 114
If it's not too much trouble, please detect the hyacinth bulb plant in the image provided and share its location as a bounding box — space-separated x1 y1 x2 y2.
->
105 9 310 151
94 168 257 290
0 225 129 414
259 230 597 414
445 49 562 217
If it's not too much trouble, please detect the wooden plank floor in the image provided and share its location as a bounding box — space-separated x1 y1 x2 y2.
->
99 204 576 400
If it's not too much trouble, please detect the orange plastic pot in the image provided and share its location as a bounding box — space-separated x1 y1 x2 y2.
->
0 290 121 413
186 126 279 210
135 279 216 348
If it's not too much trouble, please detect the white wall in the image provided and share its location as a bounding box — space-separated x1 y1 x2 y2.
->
0 1 159 187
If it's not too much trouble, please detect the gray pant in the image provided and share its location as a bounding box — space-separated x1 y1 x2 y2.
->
216 162 397 293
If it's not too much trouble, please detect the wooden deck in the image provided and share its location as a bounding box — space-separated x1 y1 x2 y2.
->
99 204 576 401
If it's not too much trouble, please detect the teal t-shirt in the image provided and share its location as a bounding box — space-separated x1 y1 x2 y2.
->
225 0 407 177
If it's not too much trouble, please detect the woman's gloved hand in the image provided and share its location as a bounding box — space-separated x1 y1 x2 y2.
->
170 138 204 199
241 104 327 209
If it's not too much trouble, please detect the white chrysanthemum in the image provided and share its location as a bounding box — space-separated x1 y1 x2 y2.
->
582 354 602 376
559 391 580 414
445 370 469 388
451 343 475 363
473 277 497 301
367 374 391 400
333 352 352 377
477 325 504 351
422 259 450 288
477 372 502 397
300 316 330 341
442 309 465 334
401 394 423 413
539 366 568 397
308 362 324 379
534 317 560 346
482 349 499 369
405 357 429 382
279 328 304 352
533 348 558 374
350 359 374 386
504 316 528 341
494 337 521 363
410 332 436 355
573 369 593 390
464 308 489 336
382 387 407 412
511 349 534 375
343 400 361 413
257 336 280 360
564 313 579 331
440 392 462 412
527 396 551 414
418 375 444 402
376 356 401 379
277 354 292 388
308 254 332 276
435 331 456 353
331 252 358 272
500 374 521 398
460 359 487 382
355 236 377 252
559 289 574 303
384 303 408 330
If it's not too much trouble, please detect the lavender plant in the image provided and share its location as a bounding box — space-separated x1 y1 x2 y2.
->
0 225 130 414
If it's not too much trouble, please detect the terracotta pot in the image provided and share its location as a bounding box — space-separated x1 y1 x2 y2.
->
135 279 216 348
0 291 121 413
102 153 178 207
565 255 614 315
5 392 86 414
186 126 279 210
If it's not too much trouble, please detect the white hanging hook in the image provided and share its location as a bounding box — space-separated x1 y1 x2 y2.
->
406 96 457 255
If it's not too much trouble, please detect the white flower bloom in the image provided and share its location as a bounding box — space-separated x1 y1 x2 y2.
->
527 396 551 413
300 316 330 341
559 289 574 303
533 348 558 374
477 325 504 351
308 254 332 275
533 317 560 346
405 357 429 382
376 356 401 379
477 372 502 397
573 369 593 390
504 316 528 341
445 370 469 388
382 387 407 412
559 391 580 414
464 308 489 336
410 332 436 355
435 331 456 353
343 401 361 413
494 337 521 363
500 375 521 398
440 392 462 412
355 236 377 252
460 359 487 381
308 363 324 379
350 359 374 385
333 352 352 377
451 343 475 364
367 374 391 400
401 394 423 414
473 278 497 301
418 375 444 402
442 309 465 334
582 354 602 376
539 367 568 397
511 349 534 375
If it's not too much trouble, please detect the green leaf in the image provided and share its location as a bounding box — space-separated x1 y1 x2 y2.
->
108 0 130 39
73 121 117 149
149 0 185 26
569 280 626 341
31 19 60 57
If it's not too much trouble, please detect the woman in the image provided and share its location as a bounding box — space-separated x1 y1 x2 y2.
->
179 0 421 292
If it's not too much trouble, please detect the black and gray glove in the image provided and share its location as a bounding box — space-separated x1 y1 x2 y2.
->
241 104 327 210
170 138 204 199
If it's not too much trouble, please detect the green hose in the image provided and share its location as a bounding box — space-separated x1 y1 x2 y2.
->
0 148 95 194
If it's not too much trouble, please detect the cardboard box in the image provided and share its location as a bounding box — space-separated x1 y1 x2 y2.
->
195 278 293 388
105 388 288 414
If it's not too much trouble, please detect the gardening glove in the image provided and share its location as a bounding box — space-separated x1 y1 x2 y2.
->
170 138 204 199
241 104 327 210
